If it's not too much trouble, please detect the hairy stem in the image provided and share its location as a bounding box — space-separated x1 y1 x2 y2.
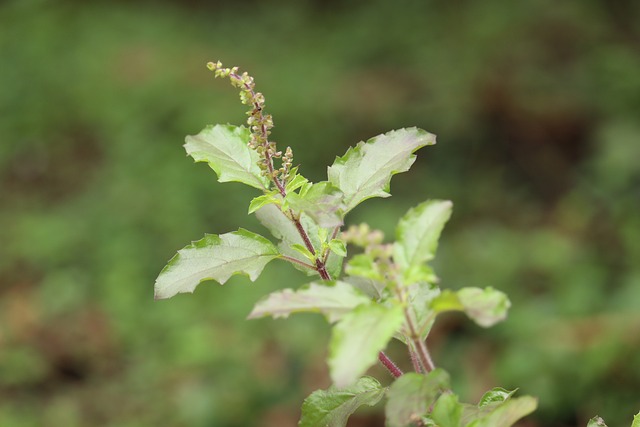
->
378 351 403 378
409 347 423 373
404 308 434 372
292 214 317 257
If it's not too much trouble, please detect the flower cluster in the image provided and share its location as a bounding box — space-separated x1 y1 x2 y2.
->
207 61 293 187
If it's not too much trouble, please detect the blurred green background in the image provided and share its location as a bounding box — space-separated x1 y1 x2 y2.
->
1 0 639 426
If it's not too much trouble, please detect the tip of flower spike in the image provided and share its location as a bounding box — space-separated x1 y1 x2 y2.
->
206 61 222 71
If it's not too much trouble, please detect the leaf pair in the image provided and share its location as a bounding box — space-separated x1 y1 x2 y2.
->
155 125 436 299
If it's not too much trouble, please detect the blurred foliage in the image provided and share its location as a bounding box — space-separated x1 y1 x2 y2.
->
0 0 639 425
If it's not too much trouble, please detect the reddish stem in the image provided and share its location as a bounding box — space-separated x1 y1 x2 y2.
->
378 351 403 378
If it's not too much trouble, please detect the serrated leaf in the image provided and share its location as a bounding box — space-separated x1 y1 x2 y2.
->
587 416 607 427
478 388 517 407
285 181 345 227
462 395 537 427
386 370 451 427
394 200 452 280
184 124 270 190
328 128 436 213
633 412 640 427
430 393 463 427
154 229 279 299
299 376 386 427
248 281 371 323
329 303 404 387
328 239 347 257
248 192 280 214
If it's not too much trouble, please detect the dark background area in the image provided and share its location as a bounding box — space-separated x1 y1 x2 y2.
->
1 0 639 426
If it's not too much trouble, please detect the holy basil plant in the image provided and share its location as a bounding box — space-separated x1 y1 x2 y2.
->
154 61 540 427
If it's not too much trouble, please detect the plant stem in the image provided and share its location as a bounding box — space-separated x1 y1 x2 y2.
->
397 284 435 373
292 215 317 257
404 311 434 372
409 347 422 373
280 255 316 270
378 351 403 378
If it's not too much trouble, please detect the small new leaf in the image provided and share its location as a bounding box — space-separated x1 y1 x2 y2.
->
285 181 345 228
478 388 517 407
587 417 607 427
386 370 451 427
328 128 436 213
405 282 440 340
328 239 347 257
291 244 316 262
345 254 384 282
256 204 329 276
154 229 279 299
248 192 281 214
394 200 452 279
299 377 386 427
285 167 309 193
184 124 270 190
329 303 404 388
461 394 537 427
248 281 371 323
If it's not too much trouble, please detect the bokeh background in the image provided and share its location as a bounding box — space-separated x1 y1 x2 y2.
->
1 0 639 426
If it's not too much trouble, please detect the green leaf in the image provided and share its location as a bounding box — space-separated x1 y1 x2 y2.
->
430 288 510 328
430 290 464 312
463 396 537 427
248 192 280 214
291 243 316 262
328 128 436 213
256 205 323 276
285 181 345 227
633 412 640 427
405 282 440 340
430 393 463 427
587 417 607 427
285 167 309 193
256 204 344 278
457 287 510 328
329 303 404 387
247 281 371 323
385 370 450 427
154 229 279 299
394 200 452 280
328 239 347 257
184 124 270 190
478 388 517 407
344 276 387 300
345 254 384 281
299 376 386 427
